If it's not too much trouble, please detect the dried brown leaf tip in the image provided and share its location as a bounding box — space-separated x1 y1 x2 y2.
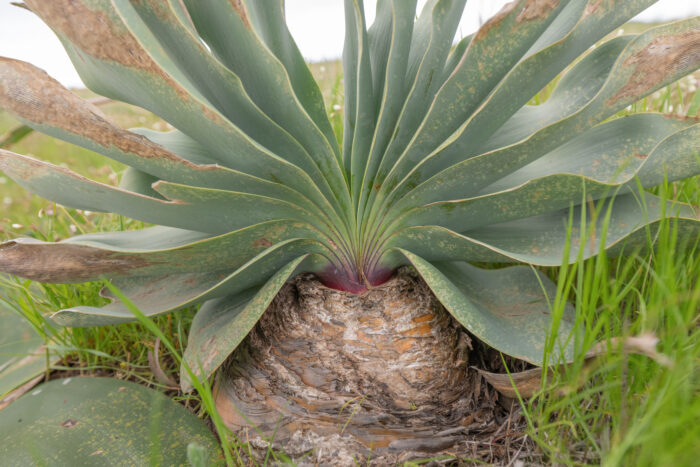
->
0 240 152 283
608 31 700 106
24 0 191 100
9 2 30 11
517 0 559 23
0 58 101 122
0 58 200 167
475 1 517 41
584 0 606 17
25 0 152 70
229 0 251 29
0 149 47 180
586 333 673 367
475 0 558 42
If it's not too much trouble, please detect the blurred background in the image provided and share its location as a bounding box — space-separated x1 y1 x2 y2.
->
1 0 700 88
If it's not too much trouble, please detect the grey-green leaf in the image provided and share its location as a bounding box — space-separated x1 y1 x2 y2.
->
0 302 55 398
398 250 576 365
0 220 319 283
0 150 334 237
181 255 309 391
390 192 700 266
50 240 325 327
0 377 221 466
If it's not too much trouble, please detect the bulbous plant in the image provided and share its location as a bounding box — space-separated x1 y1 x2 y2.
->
1 0 699 459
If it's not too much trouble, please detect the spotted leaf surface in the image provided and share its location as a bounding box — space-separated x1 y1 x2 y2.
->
0 377 221 465
0 0 698 371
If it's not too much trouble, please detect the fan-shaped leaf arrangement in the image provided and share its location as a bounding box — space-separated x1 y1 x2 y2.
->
0 0 699 457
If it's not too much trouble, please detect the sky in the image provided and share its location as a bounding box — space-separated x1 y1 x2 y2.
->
0 0 699 88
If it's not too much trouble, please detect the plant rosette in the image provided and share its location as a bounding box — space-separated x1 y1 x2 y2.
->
0 0 699 461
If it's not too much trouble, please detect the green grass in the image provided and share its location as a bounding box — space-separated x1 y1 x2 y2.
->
1 39 699 466
522 181 700 466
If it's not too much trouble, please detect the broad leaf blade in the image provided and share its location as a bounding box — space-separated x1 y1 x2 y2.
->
362 0 467 237
390 0 570 183
398 250 575 365
0 151 331 237
383 5 699 205
455 23 693 203
357 0 417 227
126 2 330 172
24 0 338 216
181 255 309 391
440 33 472 83
399 120 700 233
0 220 318 283
344 0 376 203
0 303 57 399
0 58 226 187
436 0 658 156
181 0 351 217
390 193 700 266
482 115 696 194
126 128 349 233
393 36 642 208
0 377 221 465
123 0 345 213
373 0 467 181
50 239 325 326
240 0 339 156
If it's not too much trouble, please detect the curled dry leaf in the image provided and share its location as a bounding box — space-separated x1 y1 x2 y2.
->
147 338 178 389
478 333 673 398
